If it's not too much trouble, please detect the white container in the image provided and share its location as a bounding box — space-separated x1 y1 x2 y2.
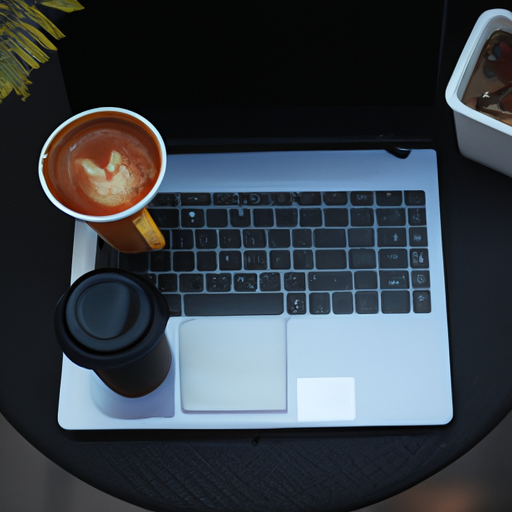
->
446 8 512 177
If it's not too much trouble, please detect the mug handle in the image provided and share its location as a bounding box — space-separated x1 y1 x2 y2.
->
132 207 166 250
87 207 166 253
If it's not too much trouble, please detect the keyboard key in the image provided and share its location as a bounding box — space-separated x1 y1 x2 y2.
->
181 209 205 227
405 190 426 205
293 250 314 269
206 273 232 292
348 228 374 247
172 230 194 250
296 192 321 205
378 249 407 268
234 273 258 291
323 192 348 205
269 229 291 248
413 290 431 313
243 229 266 248
253 209 274 227
377 228 406 247
410 249 429 268
376 191 402 206
163 294 182 316
207 209 228 227
350 191 373 205
300 208 322 227
292 229 312 248
376 208 406 226
213 193 239 206
349 249 377 269
354 271 378 289
180 274 203 292
219 229 241 248
181 193 211 206
241 192 272 206
314 229 346 248
310 293 331 314
409 227 428 246
173 252 195 272
408 208 427 225
284 272 306 291
148 208 179 228
351 208 374 226
324 208 349 227
244 250 268 270
195 230 218 249
287 293 307 314
412 270 430 288
184 293 284 316
379 270 409 289
381 291 410 313
260 272 281 291
150 193 179 207
270 250 291 269
196 251 217 271
149 193 179 207
230 209 251 227
276 208 298 227
151 251 171 272
355 291 378 314
271 192 293 205
316 250 347 269
308 271 352 291
158 273 177 292
332 292 353 314
219 251 242 270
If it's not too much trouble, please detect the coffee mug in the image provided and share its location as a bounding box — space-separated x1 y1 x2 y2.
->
39 107 167 253
55 269 172 398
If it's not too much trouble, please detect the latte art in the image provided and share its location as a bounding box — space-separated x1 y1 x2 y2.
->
45 113 161 216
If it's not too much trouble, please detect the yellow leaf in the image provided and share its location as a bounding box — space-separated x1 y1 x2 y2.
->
4 25 50 63
21 21 57 50
13 1 65 39
39 0 84 14
7 38 40 69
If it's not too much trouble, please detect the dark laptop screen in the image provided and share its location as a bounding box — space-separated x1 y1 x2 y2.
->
57 1 445 149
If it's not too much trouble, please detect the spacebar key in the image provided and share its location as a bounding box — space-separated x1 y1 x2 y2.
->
184 293 284 316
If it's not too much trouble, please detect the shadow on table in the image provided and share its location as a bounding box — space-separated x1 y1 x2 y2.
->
2 410 512 512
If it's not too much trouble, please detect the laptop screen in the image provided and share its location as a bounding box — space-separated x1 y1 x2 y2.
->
57 0 446 149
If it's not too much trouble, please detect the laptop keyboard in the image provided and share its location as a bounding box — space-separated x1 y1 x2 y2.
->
97 190 432 316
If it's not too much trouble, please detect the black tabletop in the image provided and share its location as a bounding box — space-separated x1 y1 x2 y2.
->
3 2 512 512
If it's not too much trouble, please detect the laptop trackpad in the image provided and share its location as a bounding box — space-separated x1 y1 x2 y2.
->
179 318 287 412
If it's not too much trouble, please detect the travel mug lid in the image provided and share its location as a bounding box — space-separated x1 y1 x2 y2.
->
55 269 170 370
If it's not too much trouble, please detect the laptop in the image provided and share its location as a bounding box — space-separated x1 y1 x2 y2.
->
56 0 452 430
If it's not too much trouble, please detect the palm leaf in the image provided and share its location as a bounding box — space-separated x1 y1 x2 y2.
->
0 0 83 104
40 0 84 14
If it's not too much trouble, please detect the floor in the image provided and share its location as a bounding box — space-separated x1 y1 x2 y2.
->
2 411 512 512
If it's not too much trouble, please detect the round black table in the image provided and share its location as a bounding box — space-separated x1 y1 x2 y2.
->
2 2 512 511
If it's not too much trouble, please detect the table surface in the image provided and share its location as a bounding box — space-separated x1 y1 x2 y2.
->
3 2 512 511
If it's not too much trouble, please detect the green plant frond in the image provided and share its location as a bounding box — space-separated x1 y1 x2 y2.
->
39 0 84 14
21 22 57 50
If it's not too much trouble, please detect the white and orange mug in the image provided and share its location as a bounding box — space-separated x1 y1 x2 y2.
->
39 107 166 253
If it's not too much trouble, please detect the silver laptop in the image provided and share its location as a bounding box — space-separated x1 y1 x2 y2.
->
56 1 452 430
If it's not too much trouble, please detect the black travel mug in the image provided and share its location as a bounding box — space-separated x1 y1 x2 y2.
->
55 268 171 397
